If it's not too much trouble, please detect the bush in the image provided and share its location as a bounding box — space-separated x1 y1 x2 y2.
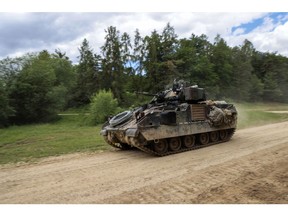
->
89 90 120 125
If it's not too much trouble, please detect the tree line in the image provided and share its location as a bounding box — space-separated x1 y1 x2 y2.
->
1 23 288 127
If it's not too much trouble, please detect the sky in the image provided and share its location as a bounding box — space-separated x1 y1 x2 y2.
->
1 1 288 63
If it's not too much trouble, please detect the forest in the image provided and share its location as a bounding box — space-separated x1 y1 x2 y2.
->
1 23 288 127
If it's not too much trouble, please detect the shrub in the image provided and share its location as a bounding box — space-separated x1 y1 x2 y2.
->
89 90 120 125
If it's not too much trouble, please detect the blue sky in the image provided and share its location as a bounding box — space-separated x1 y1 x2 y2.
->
232 13 288 35
232 16 266 35
1 1 288 62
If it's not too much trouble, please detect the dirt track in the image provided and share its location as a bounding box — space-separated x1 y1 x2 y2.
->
0 122 288 204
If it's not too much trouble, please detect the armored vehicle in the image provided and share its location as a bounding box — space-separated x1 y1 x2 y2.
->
100 80 237 156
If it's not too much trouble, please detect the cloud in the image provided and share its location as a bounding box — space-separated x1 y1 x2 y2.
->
0 12 287 63
226 13 288 55
232 28 245 36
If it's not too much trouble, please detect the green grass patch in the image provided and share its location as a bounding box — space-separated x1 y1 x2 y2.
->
0 114 109 164
0 103 288 165
235 102 288 129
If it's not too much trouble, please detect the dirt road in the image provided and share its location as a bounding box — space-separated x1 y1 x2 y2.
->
0 122 287 204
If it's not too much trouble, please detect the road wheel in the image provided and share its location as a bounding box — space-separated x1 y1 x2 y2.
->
210 131 219 142
199 133 209 145
154 139 168 154
219 130 228 140
183 135 196 148
169 137 182 151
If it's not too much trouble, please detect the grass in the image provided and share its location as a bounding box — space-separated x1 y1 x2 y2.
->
235 102 288 129
0 114 109 164
1 103 288 165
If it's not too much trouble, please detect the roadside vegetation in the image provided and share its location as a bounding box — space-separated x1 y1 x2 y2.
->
1 103 288 165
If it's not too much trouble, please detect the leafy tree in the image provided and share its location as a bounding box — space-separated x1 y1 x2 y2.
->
0 79 14 127
0 54 35 87
263 70 283 101
6 50 75 124
229 40 255 101
174 38 197 80
210 35 233 99
51 49 76 108
175 34 218 98
0 55 36 126
8 51 58 123
252 52 288 102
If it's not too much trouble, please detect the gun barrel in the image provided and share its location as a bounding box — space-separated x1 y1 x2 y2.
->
135 91 157 97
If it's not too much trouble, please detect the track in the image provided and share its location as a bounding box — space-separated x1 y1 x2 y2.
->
130 128 235 156
0 122 288 204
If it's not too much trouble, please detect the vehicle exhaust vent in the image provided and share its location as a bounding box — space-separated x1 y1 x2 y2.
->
191 104 206 121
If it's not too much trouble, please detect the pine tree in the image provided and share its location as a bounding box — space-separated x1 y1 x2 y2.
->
73 38 101 105
101 26 126 103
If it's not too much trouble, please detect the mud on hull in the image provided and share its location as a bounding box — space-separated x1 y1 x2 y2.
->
101 120 237 156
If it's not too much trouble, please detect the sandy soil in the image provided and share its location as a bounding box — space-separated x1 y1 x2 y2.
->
0 122 288 204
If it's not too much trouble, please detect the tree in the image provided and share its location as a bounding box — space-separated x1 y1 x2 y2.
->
53 48 69 60
51 50 76 108
228 40 255 101
210 35 233 99
8 51 61 123
143 30 162 92
4 50 77 124
249 74 264 102
0 79 14 127
133 28 145 76
101 26 127 103
122 29 146 94
174 34 218 98
73 38 101 106
0 55 35 126
161 23 178 61
251 52 288 102
143 23 179 93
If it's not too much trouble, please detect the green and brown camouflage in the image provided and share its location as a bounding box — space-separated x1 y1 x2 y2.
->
100 80 237 156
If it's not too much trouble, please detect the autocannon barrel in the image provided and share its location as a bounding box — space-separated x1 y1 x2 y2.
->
134 91 158 97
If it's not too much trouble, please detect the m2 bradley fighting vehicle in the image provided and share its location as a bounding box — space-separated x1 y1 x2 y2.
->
100 80 237 156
